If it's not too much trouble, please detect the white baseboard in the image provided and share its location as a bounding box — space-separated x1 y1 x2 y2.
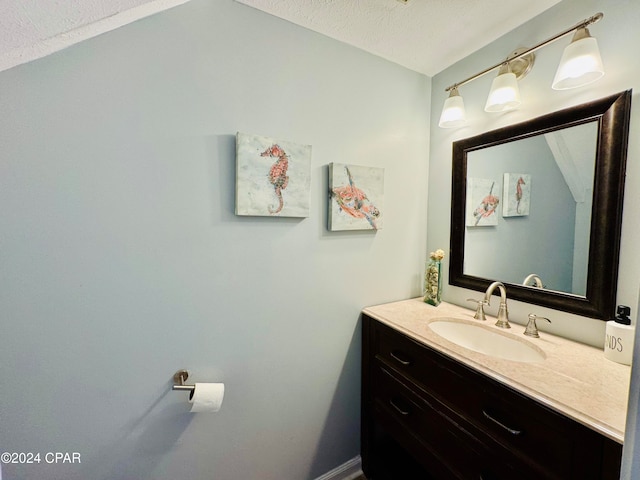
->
313 455 362 480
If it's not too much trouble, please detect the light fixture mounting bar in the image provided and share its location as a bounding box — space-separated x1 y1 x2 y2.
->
444 12 603 92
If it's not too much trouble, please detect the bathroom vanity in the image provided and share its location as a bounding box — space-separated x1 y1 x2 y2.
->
361 299 630 479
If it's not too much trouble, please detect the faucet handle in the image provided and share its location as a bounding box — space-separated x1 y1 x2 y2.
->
467 298 488 321
524 314 551 338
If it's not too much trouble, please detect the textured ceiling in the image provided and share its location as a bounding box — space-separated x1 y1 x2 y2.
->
235 0 561 76
0 0 561 75
0 0 191 72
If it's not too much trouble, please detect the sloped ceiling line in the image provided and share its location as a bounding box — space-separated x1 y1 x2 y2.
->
0 0 192 73
0 0 560 75
233 0 561 76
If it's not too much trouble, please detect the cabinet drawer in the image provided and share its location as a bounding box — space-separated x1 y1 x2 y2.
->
476 386 580 478
371 319 598 479
372 363 537 480
373 319 484 409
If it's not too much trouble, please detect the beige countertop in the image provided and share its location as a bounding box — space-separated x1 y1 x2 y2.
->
363 298 631 444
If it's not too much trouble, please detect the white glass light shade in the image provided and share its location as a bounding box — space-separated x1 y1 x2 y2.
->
439 89 466 128
484 67 521 113
552 29 604 90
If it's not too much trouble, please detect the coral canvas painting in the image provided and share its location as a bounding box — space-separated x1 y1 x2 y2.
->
503 173 531 217
466 177 499 226
235 132 311 217
329 163 384 231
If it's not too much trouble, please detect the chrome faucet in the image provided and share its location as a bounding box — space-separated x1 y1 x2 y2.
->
484 281 510 328
522 273 544 288
467 297 488 320
524 314 551 338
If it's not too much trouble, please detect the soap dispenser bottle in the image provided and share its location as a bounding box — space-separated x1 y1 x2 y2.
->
604 305 635 365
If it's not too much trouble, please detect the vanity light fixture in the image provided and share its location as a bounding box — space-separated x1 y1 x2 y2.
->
439 12 605 128
484 62 521 112
552 26 604 90
438 87 466 128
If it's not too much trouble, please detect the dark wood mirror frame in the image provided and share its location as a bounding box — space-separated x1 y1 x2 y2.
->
450 90 632 319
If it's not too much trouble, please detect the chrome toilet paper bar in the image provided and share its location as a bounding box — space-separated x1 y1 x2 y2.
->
172 369 195 392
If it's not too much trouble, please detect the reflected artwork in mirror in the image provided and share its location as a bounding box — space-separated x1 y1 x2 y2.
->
450 90 632 319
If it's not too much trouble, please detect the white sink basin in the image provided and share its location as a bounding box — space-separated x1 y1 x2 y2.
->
429 318 546 363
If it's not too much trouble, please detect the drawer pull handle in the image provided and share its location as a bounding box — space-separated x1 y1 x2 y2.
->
390 350 412 365
389 399 410 416
482 410 522 436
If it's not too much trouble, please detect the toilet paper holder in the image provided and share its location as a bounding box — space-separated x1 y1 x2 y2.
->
172 369 195 393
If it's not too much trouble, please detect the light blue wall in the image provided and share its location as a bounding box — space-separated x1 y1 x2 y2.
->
0 1 430 479
428 0 640 476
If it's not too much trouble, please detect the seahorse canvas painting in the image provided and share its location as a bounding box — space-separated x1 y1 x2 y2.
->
235 132 311 217
503 173 531 217
328 163 384 231
466 177 499 227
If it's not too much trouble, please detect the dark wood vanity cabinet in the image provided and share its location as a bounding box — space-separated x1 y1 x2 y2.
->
361 314 623 480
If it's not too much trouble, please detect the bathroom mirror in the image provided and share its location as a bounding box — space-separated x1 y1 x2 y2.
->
450 90 632 319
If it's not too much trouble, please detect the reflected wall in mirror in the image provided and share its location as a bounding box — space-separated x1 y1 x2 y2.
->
465 121 597 296
450 90 632 319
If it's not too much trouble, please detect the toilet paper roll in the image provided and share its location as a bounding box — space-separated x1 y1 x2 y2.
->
189 383 225 413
